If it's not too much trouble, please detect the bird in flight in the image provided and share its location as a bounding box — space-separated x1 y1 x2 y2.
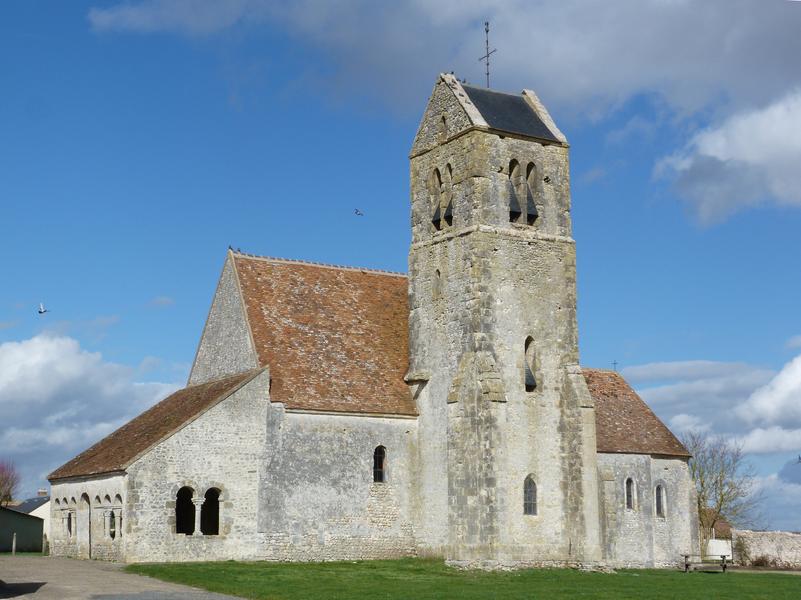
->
354 208 364 216
38 302 49 315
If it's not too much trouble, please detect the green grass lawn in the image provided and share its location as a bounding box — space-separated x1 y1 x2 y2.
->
127 558 801 600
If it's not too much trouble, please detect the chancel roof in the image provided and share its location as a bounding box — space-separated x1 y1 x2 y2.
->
232 254 416 416
584 369 690 458
48 370 262 481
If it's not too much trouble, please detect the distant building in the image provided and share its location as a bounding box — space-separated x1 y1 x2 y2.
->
48 74 699 568
0 506 43 552
9 492 51 546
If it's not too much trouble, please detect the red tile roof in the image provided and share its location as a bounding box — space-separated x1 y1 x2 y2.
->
232 254 416 416
48 370 263 481
584 368 690 458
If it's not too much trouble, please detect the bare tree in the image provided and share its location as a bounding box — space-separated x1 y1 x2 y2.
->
681 430 764 556
0 459 21 507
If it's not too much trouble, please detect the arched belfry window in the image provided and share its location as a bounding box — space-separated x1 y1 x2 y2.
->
524 337 537 392
201 488 221 535
509 159 523 223
509 160 539 226
441 164 453 228
523 475 537 515
176 486 195 534
431 169 443 231
625 478 636 510
525 162 540 225
655 485 666 517
373 445 386 483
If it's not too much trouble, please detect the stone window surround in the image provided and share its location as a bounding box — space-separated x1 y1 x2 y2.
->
654 481 668 518
170 481 229 538
624 477 638 511
523 474 538 516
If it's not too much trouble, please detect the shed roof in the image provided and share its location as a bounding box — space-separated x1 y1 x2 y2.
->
584 368 690 457
232 253 416 416
8 496 49 514
48 369 262 481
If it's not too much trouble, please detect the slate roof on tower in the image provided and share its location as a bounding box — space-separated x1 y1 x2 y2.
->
461 85 561 143
231 253 416 416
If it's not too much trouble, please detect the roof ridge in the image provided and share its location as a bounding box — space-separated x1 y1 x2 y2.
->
230 250 408 278
461 83 521 97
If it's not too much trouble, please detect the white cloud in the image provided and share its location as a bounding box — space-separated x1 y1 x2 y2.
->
753 472 801 531
657 90 801 222
736 354 801 427
668 413 710 434
622 360 763 384
628 362 773 429
786 335 801 350
739 427 801 454
87 1 801 117
0 334 179 498
148 295 175 307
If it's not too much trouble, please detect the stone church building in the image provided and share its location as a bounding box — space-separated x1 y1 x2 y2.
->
49 74 699 567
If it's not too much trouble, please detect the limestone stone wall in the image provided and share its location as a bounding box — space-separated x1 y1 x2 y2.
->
408 77 601 565
50 474 125 561
734 530 801 568
124 370 269 562
258 408 418 561
188 254 258 385
597 453 697 567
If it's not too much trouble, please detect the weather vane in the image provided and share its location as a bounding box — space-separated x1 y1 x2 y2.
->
478 21 496 88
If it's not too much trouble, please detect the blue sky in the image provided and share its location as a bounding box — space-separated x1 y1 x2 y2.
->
2 1 801 530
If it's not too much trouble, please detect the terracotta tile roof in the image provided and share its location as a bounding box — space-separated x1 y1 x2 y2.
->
584 369 690 458
48 370 263 481
232 253 416 416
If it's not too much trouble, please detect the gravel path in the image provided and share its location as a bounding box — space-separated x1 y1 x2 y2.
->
0 556 239 600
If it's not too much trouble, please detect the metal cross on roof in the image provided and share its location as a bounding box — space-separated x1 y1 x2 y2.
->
478 21 497 88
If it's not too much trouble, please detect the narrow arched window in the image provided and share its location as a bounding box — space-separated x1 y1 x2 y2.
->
523 476 537 515
525 163 539 226
373 445 386 483
66 512 73 537
509 159 523 223
200 488 220 535
625 478 635 510
431 169 443 231
438 115 447 142
109 510 116 540
175 486 195 535
441 164 453 228
524 337 537 392
433 269 442 300
655 485 665 517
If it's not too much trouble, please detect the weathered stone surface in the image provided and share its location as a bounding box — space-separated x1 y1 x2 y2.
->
734 530 801 568
189 255 258 385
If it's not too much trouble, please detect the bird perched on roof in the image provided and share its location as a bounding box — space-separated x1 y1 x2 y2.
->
354 208 364 216
38 302 49 315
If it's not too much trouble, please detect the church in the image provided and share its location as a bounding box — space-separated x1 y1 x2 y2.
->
48 74 699 567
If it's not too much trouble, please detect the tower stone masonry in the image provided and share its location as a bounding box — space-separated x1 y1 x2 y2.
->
408 74 602 564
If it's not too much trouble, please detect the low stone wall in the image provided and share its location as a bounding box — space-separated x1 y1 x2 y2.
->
734 530 801 568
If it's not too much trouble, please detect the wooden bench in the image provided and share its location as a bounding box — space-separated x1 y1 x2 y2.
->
683 554 730 573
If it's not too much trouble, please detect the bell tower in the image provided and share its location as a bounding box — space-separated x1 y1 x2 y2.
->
408 74 602 565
